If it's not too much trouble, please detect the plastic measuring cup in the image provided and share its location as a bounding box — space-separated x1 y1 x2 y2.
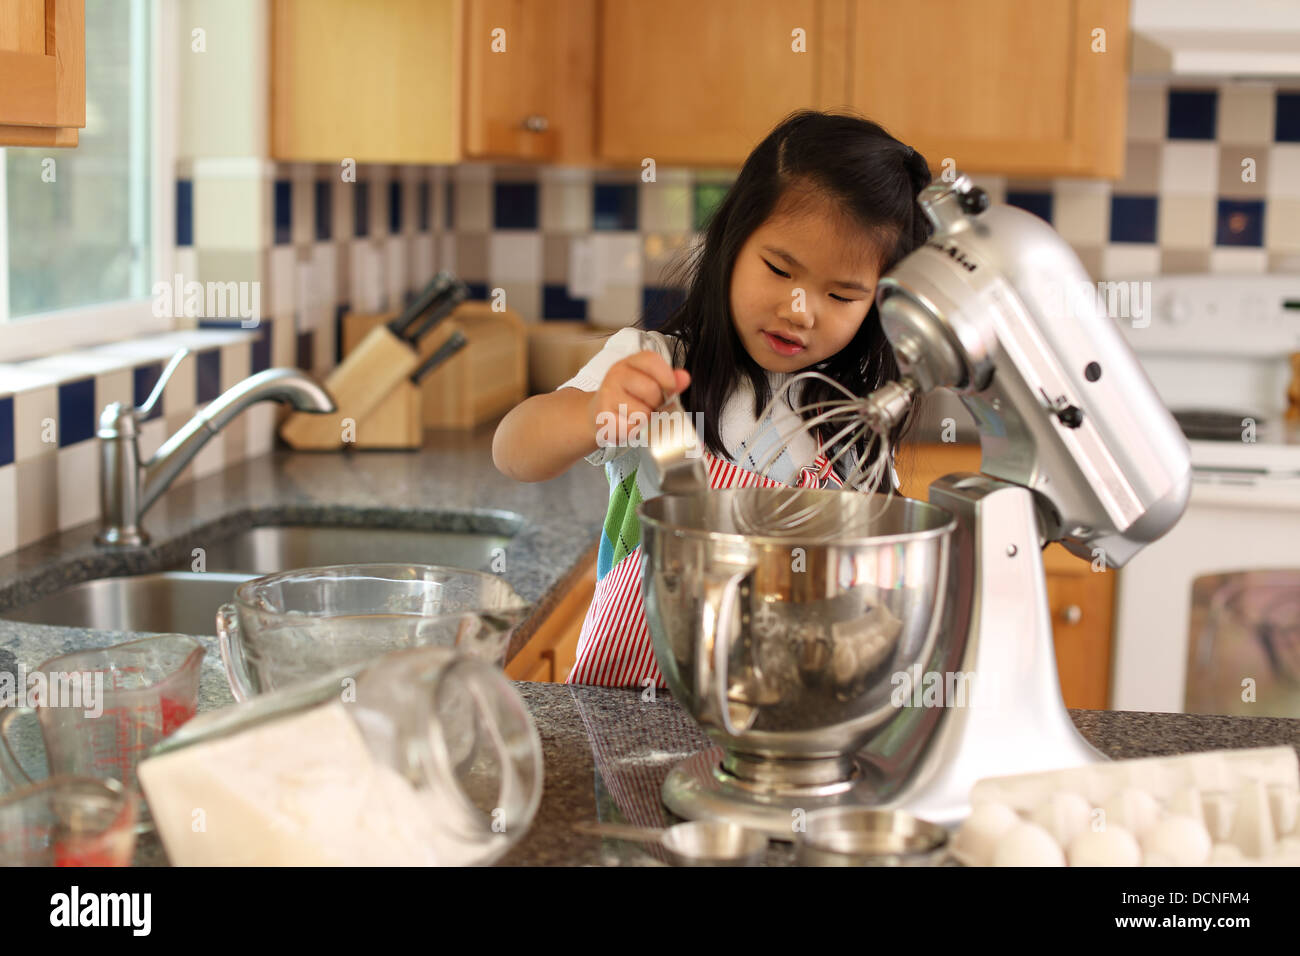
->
0 634 204 819
0 775 137 866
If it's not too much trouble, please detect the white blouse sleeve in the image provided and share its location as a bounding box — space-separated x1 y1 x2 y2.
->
556 327 676 466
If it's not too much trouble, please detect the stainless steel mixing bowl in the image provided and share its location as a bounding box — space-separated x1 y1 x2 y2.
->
640 487 957 793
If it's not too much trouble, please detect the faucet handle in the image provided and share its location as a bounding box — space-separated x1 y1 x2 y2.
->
136 348 190 420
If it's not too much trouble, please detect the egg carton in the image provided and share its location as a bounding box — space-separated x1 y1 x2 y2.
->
952 746 1300 866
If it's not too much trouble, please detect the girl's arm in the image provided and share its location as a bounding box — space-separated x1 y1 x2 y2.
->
492 350 689 483
492 387 599 483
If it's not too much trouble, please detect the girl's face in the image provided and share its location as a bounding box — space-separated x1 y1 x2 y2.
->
729 197 884 374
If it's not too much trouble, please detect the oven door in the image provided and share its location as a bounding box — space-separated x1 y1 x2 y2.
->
1112 478 1300 715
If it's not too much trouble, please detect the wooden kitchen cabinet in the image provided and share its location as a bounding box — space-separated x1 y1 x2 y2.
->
506 549 597 683
597 0 850 167
844 0 1129 179
897 441 1116 709
462 0 596 163
270 0 461 163
0 0 84 148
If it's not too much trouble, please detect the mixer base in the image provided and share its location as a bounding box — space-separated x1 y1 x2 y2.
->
663 748 888 840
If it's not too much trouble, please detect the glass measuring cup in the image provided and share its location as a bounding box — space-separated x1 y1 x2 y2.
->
0 634 204 828
139 644 543 866
0 776 137 866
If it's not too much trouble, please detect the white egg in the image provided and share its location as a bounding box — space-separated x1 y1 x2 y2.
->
991 822 1065 867
1099 787 1161 837
1029 791 1091 846
1140 814 1211 866
954 802 1020 867
1066 825 1142 866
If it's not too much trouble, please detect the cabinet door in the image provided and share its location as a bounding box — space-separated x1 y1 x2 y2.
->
463 0 596 163
1048 570 1114 709
847 0 1128 178
270 0 460 164
598 0 848 166
0 0 84 147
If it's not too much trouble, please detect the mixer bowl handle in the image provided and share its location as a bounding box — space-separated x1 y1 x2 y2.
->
696 567 754 738
216 602 255 702
0 707 39 788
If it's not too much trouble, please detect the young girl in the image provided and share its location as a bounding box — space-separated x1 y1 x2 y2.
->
493 109 932 688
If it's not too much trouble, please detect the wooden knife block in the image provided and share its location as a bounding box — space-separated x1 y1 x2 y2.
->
279 320 423 451
340 300 528 430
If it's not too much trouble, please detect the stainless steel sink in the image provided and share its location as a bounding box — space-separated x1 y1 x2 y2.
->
1 522 522 633
0 572 254 634
171 524 517 575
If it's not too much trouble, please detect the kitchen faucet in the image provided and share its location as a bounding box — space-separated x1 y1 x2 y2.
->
95 348 336 547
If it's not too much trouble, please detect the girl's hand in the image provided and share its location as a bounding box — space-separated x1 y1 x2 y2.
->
586 350 691 448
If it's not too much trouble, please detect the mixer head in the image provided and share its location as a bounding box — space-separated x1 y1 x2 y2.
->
873 174 1192 568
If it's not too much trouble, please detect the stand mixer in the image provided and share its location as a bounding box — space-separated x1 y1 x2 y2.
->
639 174 1193 835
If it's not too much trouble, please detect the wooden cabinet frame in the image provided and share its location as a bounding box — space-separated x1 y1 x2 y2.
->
0 0 85 147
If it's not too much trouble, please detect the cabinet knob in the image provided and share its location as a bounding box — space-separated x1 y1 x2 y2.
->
522 114 549 133
1061 604 1082 625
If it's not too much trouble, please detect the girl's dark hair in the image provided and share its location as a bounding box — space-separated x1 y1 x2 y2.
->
645 109 933 487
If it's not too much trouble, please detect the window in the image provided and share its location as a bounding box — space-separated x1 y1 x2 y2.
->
0 0 172 362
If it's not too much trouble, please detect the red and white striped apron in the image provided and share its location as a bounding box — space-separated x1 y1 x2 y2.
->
565 450 846 688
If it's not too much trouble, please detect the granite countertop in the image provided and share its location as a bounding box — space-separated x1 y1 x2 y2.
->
1 426 1298 866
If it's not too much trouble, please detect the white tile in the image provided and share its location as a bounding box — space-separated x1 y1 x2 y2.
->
13 386 58 461
350 242 384 313
292 163 315 247
1100 245 1161 281
1267 145 1300 200
0 464 16 557
294 258 314 331
311 241 339 316
333 176 354 242
410 234 435 287
138 417 167 461
245 403 276 459
220 342 251 390
540 173 592 233
488 233 542 283
437 233 457 274
173 246 199 285
385 235 408 305
1159 142 1218 194
191 430 224 480
97 369 133 411
592 234 643 286
162 352 197 417
1208 248 1269 273
587 284 641 330
453 173 492 232
269 245 296 320
56 441 100 532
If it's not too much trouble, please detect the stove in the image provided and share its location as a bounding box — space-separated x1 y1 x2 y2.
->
1111 273 1300 716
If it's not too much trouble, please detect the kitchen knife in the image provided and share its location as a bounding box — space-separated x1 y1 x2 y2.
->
406 278 470 344
386 272 454 338
410 330 468 385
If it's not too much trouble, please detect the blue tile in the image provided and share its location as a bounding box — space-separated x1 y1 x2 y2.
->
388 181 403 234
273 179 292 245
1005 191 1053 224
57 378 95 447
466 281 489 302
251 320 273 374
354 182 370 238
418 181 430 232
133 362 164 421
1109 195 1158 244
297 331 315 372
445 181 455 229
1216 199 1265 247
1167 90 1217 140
335 303 351 363
176 180 193 247
593 183 638 231
0 396 13 467
642 287 686 331
1277 92 1300 142
196 350 222 404
314 180 332 241
494 182 539 229
542 284 588 320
